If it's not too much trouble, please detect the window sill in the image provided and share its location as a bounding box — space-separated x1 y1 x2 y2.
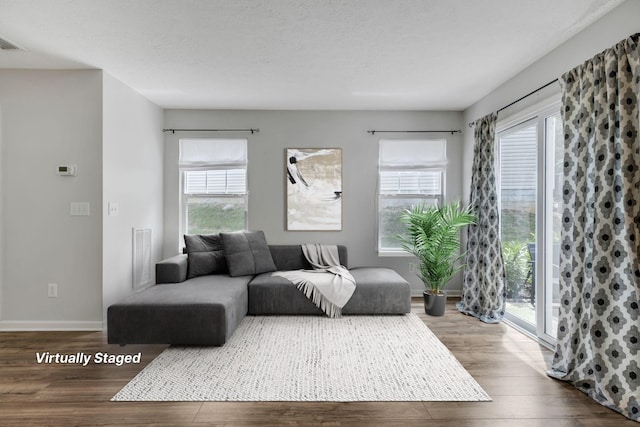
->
378 250 413 258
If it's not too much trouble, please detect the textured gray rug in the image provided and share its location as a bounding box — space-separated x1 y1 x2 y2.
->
112 313 490 402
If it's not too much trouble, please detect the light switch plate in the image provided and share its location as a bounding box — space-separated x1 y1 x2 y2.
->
108 202 119 216
70 202 90 216
48 283 58 298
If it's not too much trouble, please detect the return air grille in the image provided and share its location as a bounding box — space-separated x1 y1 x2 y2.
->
133 227 152 289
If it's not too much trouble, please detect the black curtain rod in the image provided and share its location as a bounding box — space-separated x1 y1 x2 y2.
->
367 130 461 135
468 78 559 127
163 128 260 134
497 78 559 113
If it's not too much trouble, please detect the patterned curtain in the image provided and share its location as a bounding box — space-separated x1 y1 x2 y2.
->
457 113 506 323
548 34 640 422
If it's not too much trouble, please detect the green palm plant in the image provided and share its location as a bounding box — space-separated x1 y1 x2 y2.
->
398 201 476 295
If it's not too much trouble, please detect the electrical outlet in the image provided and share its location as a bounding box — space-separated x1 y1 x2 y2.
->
48 283 58 298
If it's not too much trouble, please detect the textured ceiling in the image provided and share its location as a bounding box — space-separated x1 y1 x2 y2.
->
0 0 626 110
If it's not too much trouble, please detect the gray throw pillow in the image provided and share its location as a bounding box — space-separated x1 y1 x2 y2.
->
184 234 228 279
220 230 276 277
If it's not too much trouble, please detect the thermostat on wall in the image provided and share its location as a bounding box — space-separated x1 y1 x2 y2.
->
57 164 77 176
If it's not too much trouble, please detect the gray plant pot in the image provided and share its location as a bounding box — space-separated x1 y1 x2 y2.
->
423 290 447 316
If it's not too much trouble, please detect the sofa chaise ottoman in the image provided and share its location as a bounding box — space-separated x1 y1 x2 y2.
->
107 239 411 346
107 273 250 346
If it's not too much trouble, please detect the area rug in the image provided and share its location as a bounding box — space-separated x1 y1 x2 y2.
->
112 313 490 402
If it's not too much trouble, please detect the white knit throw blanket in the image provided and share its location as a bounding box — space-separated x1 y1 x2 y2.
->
272 244 356 318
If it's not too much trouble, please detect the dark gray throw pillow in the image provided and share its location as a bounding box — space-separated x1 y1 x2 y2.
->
184 234 228 279
220 230 276 277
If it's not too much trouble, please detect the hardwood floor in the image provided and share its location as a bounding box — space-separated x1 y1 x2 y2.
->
0 299 636 426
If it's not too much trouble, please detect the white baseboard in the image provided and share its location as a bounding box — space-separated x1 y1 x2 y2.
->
0 320 104 331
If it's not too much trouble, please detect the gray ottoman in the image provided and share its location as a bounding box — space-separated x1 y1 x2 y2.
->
347 267 412 314
107 275 250 346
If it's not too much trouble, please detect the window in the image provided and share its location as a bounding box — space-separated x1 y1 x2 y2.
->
179 138 248 236
496 99 562 346
377 139 447 254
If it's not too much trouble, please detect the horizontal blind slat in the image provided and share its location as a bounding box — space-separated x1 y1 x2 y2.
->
184 168 247 194
500 124 537 190
379 170 441 195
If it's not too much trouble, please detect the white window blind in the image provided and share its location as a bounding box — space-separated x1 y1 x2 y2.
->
184 169 247 194
379 170 442 195
377 139 447 254
179 138 247 167
379 139 446 196
499 124 537 191
180 138 248 195
379 139 447 169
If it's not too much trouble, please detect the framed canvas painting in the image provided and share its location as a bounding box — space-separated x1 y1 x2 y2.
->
286 148 342 231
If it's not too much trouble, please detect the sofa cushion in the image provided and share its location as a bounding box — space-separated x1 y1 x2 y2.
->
248 272 323 314
248 266 410 315
220 230 276 277
184 234 228 279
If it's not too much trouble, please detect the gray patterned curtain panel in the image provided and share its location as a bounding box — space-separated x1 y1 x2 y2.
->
457 113 507 323
547 33 640 422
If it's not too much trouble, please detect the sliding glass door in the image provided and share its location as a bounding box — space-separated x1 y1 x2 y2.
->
540 113 562 342
497 104 562 345
499 119 537 330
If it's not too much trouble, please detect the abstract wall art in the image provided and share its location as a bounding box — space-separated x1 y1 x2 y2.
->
286 148 342 231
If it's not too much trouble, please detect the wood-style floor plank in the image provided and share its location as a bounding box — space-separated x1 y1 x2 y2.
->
194 401 430 425
0 299 635 426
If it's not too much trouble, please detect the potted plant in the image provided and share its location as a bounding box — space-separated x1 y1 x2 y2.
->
398 201 475 316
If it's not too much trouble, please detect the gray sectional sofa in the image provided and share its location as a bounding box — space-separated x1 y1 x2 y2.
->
108 235 411 346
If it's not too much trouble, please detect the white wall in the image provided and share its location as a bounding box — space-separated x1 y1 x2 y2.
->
0 70 103 329
0 105 4 322
163 110 465 295
102 74 164 321
462 0 640 202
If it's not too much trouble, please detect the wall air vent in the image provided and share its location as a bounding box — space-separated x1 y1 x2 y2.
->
0 36 24 51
